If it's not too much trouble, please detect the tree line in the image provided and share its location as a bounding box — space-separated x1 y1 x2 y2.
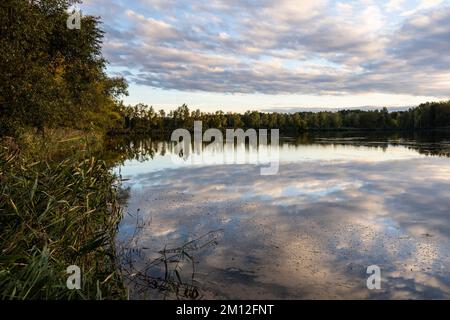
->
115 101 450 135
0 0 128 136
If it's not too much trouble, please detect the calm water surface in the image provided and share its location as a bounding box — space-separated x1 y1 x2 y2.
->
111 132 450 299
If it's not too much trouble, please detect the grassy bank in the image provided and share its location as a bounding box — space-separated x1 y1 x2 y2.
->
0 132 126 299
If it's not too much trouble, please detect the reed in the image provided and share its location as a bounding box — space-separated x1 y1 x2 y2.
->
0 136 125 300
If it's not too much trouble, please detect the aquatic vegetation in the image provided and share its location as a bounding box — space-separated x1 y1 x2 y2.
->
0 138 125 299
118 225 224 300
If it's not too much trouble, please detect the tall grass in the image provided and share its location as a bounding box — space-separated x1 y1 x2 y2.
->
0 135 125 299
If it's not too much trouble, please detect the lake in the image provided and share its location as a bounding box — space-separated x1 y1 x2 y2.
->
111 131 450 299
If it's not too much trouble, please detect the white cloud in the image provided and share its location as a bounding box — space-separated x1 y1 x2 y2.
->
386 0 405 12
82 0 450 99
402 0 445 16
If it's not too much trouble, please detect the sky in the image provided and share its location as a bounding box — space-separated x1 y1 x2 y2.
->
80 0 450 112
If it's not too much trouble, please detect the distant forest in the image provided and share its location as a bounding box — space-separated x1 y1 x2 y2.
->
115 101 450 135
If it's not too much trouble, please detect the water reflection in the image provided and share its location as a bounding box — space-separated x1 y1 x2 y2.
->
105 130 450 163
113 131 450 299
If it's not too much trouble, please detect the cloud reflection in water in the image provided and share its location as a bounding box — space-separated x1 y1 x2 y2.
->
117 141 450 299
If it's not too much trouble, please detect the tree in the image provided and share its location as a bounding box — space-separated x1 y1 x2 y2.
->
0 0 128 135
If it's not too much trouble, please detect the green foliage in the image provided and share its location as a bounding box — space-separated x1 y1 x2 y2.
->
0 138 125 299
0 0 128 136
115 101 450 134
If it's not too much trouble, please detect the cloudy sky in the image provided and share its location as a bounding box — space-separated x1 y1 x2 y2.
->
81 0 450 112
